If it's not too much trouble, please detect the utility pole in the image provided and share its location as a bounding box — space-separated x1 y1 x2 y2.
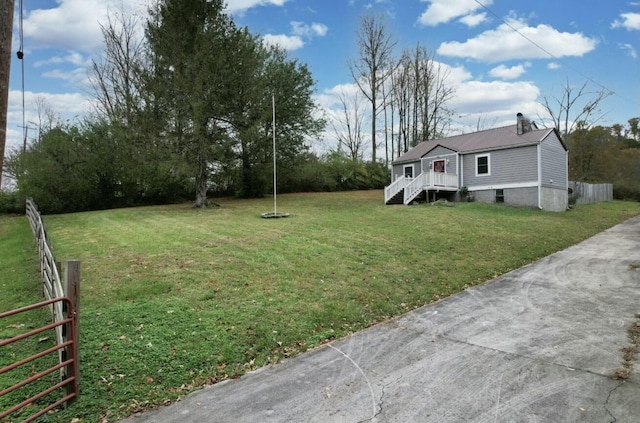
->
0 0 15 188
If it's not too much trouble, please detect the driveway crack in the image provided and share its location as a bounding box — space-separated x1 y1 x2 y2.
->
603 381 622 423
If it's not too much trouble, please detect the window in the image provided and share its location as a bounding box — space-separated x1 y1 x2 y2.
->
403 165 414 178
476 154 490 176
433 160 445 173
495 189 504 203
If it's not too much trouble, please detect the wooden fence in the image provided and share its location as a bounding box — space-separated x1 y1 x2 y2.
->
25 198 80 377
569 181 613 204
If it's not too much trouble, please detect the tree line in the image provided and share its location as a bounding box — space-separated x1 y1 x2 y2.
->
1 6 637 214
3 1 389 214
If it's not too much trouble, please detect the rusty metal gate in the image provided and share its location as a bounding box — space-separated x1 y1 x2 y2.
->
0 297 78 422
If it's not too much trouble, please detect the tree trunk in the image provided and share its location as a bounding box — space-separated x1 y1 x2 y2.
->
194 157 208 208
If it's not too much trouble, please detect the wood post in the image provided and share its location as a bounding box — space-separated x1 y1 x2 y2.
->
64 260 80 403
0 0 14 188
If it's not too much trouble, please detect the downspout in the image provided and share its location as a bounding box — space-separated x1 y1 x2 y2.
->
565 148 569 209
459 154 464 193
537 143 542 209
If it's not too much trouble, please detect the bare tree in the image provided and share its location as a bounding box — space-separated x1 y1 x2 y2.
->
411 44 454 143
89 7 146 125
393 51 411 153
390 45 454 151
33 95 59 138
541 79 612 136
349 14 396 163
332 89 366 161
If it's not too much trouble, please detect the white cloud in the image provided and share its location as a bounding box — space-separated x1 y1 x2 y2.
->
612 12 640 30
263 21 328 51
418 0 492 26
292 22 329 37
262 34 304 51
22 0 147 53
619 43 638 59
489 64 528 80
34 52 91 68
437 17 597 62
225 0 290 14
459 13 488 28
547 62 561 70
447 75 540 115
41 67 91 87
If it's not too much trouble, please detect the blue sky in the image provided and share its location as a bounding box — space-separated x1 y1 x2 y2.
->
5 0 640 164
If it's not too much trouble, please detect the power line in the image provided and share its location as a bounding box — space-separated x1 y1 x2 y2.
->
473 0 638 107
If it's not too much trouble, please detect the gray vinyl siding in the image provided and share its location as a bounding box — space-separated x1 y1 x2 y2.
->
425 145 456 157
422 152 458 174
392 161 420 180
462 145 538 187
540 132 567 189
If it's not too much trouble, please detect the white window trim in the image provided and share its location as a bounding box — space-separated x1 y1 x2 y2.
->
403 164 415 178
475 153 491 176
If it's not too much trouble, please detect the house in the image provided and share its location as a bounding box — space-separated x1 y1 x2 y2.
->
385 113 568 211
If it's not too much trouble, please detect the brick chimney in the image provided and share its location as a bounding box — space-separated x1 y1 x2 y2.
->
517 112 530 135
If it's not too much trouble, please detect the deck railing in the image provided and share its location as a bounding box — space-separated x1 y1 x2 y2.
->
384 175 407 203
385 171 459 204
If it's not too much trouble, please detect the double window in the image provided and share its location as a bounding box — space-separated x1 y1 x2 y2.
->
476 154 490 176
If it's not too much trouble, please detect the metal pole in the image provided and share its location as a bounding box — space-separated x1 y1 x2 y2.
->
272 95 277 214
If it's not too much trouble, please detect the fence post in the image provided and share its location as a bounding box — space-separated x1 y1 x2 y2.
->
64 260 80 404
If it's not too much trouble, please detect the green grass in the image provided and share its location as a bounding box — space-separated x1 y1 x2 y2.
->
1 191 638 422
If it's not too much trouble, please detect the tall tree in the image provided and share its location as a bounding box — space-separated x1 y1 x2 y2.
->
145 0 324 202
89 7 146 125
390 45 454 152
332 88 366 161
146 0 237 207
237 48 324 197
349 14 396 162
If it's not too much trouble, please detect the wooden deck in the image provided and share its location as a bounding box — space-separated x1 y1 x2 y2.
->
384 172 459 205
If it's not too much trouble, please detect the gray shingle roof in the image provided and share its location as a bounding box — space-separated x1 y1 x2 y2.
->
392 124 563 165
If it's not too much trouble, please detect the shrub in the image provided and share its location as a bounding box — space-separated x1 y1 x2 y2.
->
613 184 640 202
0 190 25 214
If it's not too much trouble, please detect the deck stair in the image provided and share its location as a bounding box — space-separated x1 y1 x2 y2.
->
384 172 459 205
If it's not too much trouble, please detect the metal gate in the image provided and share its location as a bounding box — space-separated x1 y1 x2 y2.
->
0 297 78 423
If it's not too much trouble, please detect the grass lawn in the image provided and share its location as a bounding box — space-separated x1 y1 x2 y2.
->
1 191 639 422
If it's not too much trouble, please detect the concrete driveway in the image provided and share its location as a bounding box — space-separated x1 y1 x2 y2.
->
124 216 640 423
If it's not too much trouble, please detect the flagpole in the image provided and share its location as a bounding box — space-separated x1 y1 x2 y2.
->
272 94 277 215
